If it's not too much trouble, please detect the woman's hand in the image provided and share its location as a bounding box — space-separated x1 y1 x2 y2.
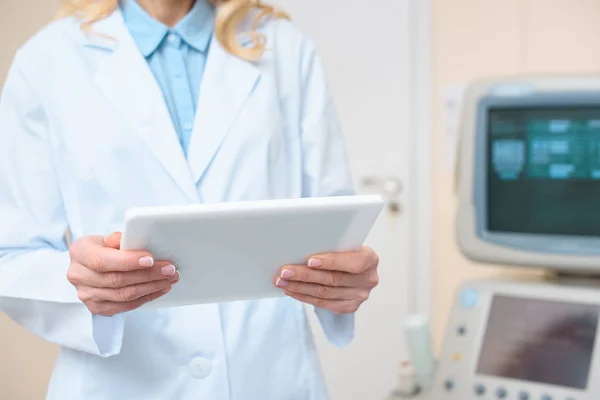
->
273 246 379 314
67 232 180 317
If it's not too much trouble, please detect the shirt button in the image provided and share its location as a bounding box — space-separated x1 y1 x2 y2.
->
188 357 212 379
184 122 193 131
167 33 177 43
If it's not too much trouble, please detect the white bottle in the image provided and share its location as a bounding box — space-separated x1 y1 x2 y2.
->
404 315 436 389
389 361 420 398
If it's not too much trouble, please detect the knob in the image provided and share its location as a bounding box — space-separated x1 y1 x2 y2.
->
360 175 403 215
496 387 507 399
518 391 529 400
474 383 486 396
444 379 454 392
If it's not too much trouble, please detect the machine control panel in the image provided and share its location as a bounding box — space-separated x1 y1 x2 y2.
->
430 279 600 400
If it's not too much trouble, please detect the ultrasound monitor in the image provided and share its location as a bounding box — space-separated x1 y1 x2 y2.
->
456 76 600 273
430 279 600 400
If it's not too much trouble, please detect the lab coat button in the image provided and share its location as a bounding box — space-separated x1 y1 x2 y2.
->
188 357 212 379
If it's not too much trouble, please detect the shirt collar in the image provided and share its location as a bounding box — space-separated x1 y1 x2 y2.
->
174 0 215 53
121 0 215 57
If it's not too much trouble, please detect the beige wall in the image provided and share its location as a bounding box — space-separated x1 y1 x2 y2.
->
0 3 61 400
432 0 600 348
3 0 600 398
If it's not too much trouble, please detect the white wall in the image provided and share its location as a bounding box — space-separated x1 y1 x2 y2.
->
271 1 417 400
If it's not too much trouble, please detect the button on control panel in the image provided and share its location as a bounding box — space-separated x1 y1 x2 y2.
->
518 391 529 400
460 288 479 308
495 387 507 398
474 383 486 396
444 379 454 392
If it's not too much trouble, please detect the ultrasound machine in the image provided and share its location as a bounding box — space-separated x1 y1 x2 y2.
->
394 76 600 400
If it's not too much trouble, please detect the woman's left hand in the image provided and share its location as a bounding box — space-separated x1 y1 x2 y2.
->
273 246 380 314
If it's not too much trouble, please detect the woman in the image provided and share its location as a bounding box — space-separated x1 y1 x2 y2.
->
0 0 380 399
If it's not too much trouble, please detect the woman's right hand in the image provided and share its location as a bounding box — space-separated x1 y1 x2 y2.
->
67 232 179 316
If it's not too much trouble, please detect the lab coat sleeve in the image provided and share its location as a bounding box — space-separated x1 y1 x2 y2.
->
299 39 356 347
0 55 124 357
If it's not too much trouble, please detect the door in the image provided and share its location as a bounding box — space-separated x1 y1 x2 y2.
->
272 1 425 399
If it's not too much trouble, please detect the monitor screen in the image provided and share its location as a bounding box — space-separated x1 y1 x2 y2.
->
487 107 600 237
476 295 599 389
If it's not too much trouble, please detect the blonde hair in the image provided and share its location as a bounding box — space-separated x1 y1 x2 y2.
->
58 0 289 61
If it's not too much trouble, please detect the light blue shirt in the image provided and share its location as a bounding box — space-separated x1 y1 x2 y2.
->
121 0 214 156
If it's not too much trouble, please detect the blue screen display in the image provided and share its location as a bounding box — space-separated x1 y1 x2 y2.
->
487 107 600 237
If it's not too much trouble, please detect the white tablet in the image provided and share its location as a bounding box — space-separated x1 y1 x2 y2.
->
120 195 384 308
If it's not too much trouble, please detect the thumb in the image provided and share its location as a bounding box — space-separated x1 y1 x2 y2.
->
104 232 122 249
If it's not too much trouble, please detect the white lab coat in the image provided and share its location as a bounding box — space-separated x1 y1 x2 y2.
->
0 9 355 400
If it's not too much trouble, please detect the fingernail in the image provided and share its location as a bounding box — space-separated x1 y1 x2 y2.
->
139 256 154 267
168 270 180 282
308 258 322 268
276 278 289 287
161 287 172 294
161 265 176 276
280 269 295 279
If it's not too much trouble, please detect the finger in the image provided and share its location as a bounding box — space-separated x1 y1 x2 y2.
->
275 280 360 301
73 238 157 273
283 290 360 315
104 232 122 249
276 265 362 287
307 246 379 274
84 278 178 303
101 262 180 288
72 261 179 288
92 287 172 317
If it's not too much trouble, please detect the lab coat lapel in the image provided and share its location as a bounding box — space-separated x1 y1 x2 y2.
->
89 12 199 203
187 38 260 185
